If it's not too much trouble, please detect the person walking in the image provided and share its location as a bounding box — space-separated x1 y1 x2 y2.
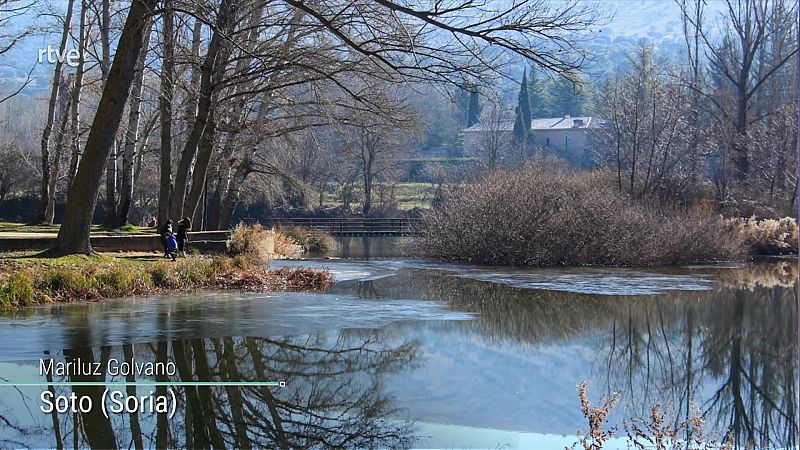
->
159 219 173 258
177 217 191 257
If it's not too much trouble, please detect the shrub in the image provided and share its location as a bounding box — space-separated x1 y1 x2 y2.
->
209 256 232 275
174 259 214 285
571 382 729 450
278 227 337 253
728 216 798 255
229 223 274 266
273 230 303 257
421 165 744 267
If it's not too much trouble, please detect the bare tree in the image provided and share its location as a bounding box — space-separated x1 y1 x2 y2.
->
66 0 89 190
48 0 157 255
677 0 705 186
116 18 154 225
682 0 798 183
471 104 513 172
169 0 237 221
156 0 174 226
36 0 76 224
596 44 692 203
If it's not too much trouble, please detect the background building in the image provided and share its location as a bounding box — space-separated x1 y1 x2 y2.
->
463 115 604 167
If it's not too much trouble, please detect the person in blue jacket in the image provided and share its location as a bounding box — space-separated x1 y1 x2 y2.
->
166 232 178 261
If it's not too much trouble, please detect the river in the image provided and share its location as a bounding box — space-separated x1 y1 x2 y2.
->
0 237 796 449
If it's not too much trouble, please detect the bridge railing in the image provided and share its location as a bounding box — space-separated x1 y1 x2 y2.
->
245 217 423 235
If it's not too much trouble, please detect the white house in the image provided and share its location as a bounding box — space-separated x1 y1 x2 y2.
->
463 115 605 167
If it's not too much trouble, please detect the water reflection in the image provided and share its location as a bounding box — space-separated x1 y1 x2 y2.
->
0 261 795 449
323 237 415 259
329 262 798 449
0 333 418 449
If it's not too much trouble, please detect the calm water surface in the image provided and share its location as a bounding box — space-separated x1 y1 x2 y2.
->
0 243 796 449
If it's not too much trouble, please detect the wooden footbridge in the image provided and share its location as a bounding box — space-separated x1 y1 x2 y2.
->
258 217 423 237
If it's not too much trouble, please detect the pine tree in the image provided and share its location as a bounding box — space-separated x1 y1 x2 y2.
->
549 76 588 117
512 69 532 144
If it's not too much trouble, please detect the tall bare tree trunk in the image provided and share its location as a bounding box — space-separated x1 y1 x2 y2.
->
170 0 235 221
46 77 74 223
48 0 157 256
38 0 75 224
206 173 224 230
100 0 119 227
680 0 704 187
157 0 175 226
185 17 203 127
66 0 88 190
218 157 251 229
184 107 218 224
116 19 153 226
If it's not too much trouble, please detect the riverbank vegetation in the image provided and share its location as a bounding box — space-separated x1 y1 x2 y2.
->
421 165 746 266
0 225 332 310
730 217 798 256
0 254 333 310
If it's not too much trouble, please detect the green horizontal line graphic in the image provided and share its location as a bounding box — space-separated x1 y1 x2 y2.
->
0 381 285 387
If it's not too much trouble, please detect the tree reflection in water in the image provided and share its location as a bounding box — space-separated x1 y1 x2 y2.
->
337 262 797 449
0 332 418 449
0 262 794 449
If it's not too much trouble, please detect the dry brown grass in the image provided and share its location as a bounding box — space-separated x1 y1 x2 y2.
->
421 166 744 267
229 223 274 265
277 226 338 253
273 229 303 257
728 216 798 255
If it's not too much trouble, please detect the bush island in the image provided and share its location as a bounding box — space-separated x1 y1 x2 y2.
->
420 166 744 266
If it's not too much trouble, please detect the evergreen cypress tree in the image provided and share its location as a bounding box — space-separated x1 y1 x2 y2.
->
467 90 481 127
512 69 532 144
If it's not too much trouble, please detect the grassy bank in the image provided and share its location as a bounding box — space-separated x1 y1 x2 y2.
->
0 224 333 310
421 166 745 267
0 255 333 310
